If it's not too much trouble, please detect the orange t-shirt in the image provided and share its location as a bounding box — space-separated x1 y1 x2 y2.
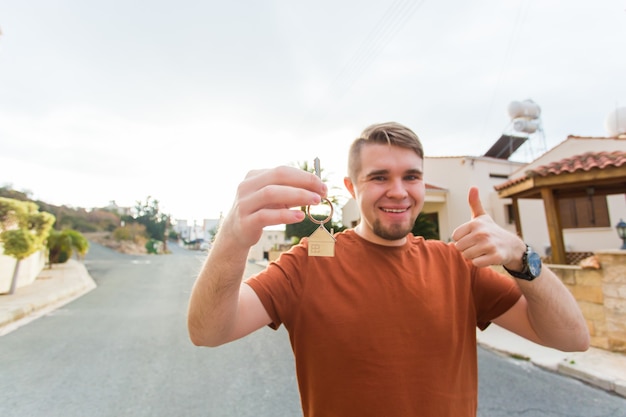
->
246 230 521 417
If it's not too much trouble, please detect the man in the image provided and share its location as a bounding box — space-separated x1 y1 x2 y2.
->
188 122 589 416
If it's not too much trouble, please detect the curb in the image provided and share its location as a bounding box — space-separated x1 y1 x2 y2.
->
0 260 96 332
478 340 626 399
558 358 626 398
0 280 95 327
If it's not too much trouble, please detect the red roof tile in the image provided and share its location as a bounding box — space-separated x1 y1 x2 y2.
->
495 151 626 191
528 151 626 177
425 183 446 191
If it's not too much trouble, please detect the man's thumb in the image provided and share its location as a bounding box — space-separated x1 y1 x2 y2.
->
468 187 486 219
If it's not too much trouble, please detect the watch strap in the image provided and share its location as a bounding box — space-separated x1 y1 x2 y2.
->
503 244 537 281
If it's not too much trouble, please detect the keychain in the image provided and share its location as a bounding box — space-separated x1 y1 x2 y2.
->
306 157 336 257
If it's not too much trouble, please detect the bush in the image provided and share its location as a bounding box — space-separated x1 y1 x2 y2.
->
145 239 161 254
0 197 55 294
112 223 147 243
47 229 90 265
0 197 55 261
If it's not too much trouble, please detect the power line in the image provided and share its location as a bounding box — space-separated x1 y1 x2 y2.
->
300 0 427 130
330 0 424 95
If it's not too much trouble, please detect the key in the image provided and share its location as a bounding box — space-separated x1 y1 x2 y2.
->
314 157 321 178
307 157 336 257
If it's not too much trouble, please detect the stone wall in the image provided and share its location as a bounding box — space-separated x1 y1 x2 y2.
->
552 250 626 353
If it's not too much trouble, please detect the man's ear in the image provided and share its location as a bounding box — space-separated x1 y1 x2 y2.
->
344 176 356 198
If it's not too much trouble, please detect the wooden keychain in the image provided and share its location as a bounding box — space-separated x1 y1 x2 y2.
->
306 157 336 257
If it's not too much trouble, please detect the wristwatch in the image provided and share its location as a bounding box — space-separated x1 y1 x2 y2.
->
503 244 542 281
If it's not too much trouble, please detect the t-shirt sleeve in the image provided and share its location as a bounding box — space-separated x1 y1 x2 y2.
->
245 244 308 330
472 266 522 330
245 269 284 330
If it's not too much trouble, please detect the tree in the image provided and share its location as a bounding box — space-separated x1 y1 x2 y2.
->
0 185 32 201
0 197 55 295
411 213 439 240
127 196 170 252
293 159 343 211
285 214 346 243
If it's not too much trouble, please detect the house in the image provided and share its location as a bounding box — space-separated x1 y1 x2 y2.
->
422 156 525 241
105 200 132 217
495 136 626 264
248 227 289 262
173 217 222 250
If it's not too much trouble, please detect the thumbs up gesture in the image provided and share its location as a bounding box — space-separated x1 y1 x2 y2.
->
451 187 525 268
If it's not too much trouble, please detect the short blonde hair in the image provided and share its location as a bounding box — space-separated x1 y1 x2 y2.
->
347 122 424 180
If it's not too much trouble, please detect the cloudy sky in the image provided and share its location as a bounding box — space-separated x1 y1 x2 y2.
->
1 0 625 223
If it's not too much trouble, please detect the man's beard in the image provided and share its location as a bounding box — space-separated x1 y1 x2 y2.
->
371 218 415 241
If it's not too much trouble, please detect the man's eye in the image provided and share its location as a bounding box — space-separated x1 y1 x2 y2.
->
405 175 421 181
372 176 386 181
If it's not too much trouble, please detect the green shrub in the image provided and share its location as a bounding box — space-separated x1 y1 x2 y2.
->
145 239 160 254
112 222 146 243
0 197 55 294
47 229 90 264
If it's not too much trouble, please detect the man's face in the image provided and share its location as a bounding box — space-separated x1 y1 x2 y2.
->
344 143 425 246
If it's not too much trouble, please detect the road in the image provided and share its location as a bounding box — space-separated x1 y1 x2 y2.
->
1 242 625 417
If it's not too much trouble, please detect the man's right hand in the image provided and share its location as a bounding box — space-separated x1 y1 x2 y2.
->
221 166 327 249
187 165 327 347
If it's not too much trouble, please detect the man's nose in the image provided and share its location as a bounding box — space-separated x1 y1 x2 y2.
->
386 178 408 198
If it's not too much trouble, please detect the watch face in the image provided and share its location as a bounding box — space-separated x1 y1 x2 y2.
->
527 249 542 277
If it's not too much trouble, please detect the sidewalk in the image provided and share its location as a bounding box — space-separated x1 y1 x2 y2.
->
477 323 626 398
0 260 624 398
0 259 96 335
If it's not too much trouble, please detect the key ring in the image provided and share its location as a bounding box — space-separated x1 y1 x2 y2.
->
306 198 334 225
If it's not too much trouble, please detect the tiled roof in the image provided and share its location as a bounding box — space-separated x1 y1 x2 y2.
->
495 151 626 191
425 183 446 191
528 151 626 177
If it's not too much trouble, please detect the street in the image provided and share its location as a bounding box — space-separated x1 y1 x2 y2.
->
1 242 625 417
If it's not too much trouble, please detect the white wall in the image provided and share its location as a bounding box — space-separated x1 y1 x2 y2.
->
248 228 288 262
424 156 524 240
0 247 47 293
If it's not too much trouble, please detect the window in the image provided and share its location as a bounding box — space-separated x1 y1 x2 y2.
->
489 173 509 179
505 204 515 225
558 195 610 229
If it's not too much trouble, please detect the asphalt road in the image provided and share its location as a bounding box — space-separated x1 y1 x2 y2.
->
1 242 625 417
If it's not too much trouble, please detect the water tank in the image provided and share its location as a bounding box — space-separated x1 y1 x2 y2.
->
605 106 626 136
513 119 540 134
508 100 541 119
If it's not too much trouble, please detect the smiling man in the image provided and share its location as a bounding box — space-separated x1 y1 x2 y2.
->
187 122 589 417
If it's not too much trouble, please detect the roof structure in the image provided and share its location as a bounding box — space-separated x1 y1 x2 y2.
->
495 150 626 264
496 151 626 199
530 151 626 176
425 183 447 191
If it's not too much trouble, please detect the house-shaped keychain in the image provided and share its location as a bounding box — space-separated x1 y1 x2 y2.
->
308 225 336 257
307 157 336 257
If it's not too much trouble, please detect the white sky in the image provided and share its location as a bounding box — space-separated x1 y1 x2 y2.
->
1 1 625 223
